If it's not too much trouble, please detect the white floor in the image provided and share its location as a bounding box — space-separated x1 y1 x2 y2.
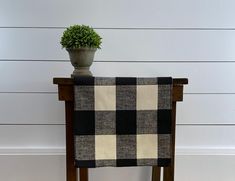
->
0 155 235 181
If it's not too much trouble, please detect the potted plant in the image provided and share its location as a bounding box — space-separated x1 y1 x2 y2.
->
60 25 102 76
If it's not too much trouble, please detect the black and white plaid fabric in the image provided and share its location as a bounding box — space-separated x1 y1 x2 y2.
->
73 77 172 168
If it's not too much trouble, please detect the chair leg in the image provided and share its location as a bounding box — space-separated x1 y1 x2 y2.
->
80 168 88 181
65 102 77 181
163 167 174 181
152 166 161 181
163 102 177 181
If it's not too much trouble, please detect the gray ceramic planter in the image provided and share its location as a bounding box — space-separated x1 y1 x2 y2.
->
66 48 97 77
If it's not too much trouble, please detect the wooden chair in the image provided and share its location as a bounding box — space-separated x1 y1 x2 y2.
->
53 78 188 181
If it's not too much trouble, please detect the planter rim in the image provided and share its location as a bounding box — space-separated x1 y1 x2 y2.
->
66 47 97 51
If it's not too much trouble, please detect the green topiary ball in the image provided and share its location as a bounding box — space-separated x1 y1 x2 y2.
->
60 25 102 49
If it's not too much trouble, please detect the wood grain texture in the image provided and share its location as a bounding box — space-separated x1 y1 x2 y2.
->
80 168 88 181
53 78 187 102
65 101 77 181
163 102 177 181
152 166 161 181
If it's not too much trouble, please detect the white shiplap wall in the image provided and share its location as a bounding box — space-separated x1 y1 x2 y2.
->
0 0 235 180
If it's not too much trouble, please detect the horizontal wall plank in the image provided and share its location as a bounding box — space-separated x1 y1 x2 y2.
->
177 94 235 124
0 125 65 148
0 155 65 181
0 125 234 149
176 147 235 156
176 125 235 148
1 29 235 61
0 0 234 28
1 93 234 125
0 93 64 124
0 61 72 92
0 61 235 93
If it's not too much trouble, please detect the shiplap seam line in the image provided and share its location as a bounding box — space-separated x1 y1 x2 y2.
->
185 93 235 95
0 124 234 126
0 124 65 126
1 27 235 31
0 148 65 155
1 147 235 156
1 59 235 63
1 92 235 95
0 92 57 94
177 124 235 126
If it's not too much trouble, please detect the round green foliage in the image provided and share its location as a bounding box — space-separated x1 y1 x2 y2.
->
60 25 102 49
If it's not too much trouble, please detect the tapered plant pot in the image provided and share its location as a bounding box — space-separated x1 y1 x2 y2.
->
67 48 97 77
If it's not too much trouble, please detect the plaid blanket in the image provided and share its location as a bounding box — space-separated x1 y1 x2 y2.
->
73 77 172 168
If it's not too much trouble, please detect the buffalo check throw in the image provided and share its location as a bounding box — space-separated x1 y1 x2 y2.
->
73 77 173 168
